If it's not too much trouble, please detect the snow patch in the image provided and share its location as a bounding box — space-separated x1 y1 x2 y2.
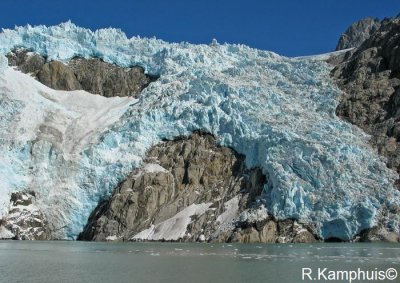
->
0 68 137 238
105 235 118 241
132 203 212 241
216 196 240 232
143 163 168 174
294 48 354 61
2 68 137 155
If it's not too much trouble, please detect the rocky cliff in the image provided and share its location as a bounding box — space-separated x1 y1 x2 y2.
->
329 17 400 242
7 49 157 97
332 18 400 175
0 191 50 240
78 132 317 243
336 17 381 50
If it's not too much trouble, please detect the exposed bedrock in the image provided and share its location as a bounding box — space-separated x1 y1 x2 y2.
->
358 226 399 242
78 132 318 243
0 191 51 240
7 49 158 97
332 18 400 175
330 18 400 242
336 17 381 51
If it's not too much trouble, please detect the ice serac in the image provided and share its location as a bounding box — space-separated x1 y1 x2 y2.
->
0 22 399 241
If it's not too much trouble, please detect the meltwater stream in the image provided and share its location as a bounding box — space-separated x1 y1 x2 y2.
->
0 241 399 283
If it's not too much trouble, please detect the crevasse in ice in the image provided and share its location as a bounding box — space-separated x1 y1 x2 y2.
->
0 22 399 240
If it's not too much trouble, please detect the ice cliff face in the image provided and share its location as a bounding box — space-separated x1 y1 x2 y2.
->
0 22 399 240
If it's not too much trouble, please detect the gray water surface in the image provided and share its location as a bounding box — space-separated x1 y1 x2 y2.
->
0 241 399 283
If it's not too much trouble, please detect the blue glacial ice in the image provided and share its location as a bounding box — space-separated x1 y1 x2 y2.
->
0 22 399 240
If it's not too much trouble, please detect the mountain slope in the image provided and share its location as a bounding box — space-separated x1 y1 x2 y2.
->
336 17 381 50
333 18 400 174
0 22 399 241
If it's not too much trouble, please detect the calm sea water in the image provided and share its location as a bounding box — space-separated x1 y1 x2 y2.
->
0 241 399 283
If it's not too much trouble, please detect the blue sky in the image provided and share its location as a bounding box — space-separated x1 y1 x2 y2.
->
1 0 399 56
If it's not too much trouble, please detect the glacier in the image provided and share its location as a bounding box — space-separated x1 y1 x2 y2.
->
0 22 399 240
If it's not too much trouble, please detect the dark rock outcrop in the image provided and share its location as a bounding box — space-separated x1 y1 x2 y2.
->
0 191 51 240
358 226 399 242
332 18 400 174
78 132 264 241
78 132 318 243
6 49 45 74
230 218 318 244
7 49 157 97
37 60 82 91
336 17 381 50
